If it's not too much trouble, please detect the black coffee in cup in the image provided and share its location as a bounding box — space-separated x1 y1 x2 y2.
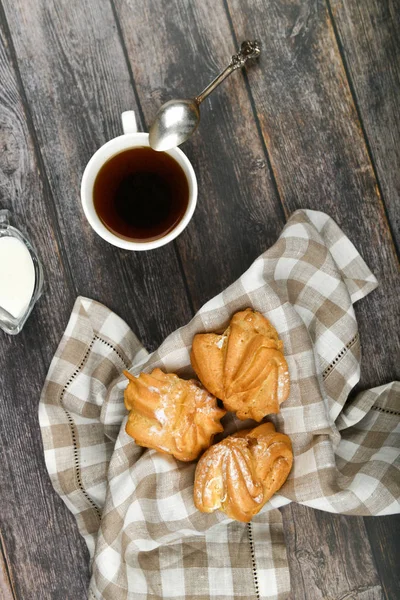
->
93 147 189 242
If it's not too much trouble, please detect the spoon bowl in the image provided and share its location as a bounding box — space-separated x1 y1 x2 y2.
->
149 99 200 151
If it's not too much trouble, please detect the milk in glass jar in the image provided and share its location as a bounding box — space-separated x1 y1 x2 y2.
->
0 210 44 334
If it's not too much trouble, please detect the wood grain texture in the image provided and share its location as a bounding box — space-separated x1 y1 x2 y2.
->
1 0 193 352
112 0 286 310
364 516 400 600
0 9 90 600
329 0 400 248
226 0 399 388
281 504 385 600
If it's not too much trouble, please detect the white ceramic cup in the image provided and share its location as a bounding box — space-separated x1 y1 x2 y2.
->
81 111 197 250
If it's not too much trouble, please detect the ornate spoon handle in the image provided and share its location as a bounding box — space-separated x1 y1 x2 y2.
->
195 40 261 105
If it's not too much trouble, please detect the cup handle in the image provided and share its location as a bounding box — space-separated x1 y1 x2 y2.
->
122 111 138 134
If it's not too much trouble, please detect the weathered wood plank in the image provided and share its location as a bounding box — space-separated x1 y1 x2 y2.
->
225 0 399 388
112 0 286 310
0 7 90 600
329 0 400 248
282 504 384 600
2 0 193 352
331 20 400 593
364 516 400 600
0 532 16 600
0 1 398 599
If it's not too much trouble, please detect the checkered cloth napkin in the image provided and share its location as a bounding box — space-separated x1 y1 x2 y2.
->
39 210 400 600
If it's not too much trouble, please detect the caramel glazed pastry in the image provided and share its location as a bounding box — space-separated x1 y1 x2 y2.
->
124 368 226 461
191 308 290 421
194 422 293 522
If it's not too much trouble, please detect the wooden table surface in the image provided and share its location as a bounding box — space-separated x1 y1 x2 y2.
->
0 0 399 598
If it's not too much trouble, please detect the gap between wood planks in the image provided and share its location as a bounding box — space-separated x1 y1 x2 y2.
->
221 0 288 224
326 0 399 257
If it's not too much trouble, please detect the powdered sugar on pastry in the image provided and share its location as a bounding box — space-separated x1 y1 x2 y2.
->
123 368 226 461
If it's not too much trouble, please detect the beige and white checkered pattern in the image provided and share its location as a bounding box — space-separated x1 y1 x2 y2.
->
39 210 400 600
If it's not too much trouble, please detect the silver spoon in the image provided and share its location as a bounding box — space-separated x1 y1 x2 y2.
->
149 40 261 151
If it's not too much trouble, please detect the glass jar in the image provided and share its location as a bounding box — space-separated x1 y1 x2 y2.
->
0 209 44 334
